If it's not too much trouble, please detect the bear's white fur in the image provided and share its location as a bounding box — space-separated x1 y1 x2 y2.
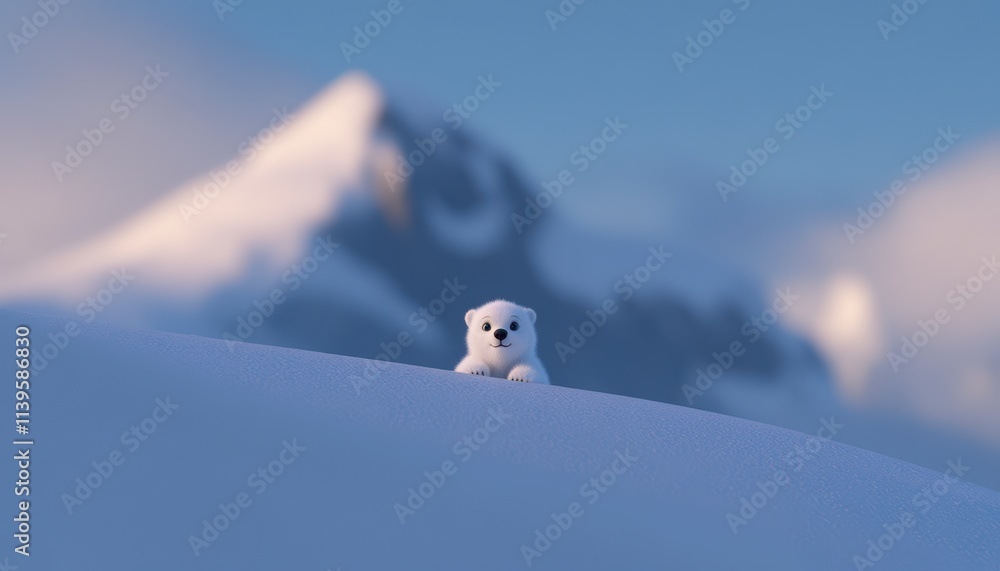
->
455 299 549 384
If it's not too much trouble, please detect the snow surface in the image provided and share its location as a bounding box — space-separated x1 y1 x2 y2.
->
7 309 997 570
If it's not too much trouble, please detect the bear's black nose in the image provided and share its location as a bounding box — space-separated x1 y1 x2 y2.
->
493 328 508 341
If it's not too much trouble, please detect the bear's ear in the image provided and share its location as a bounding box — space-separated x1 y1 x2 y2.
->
525 308 536 324
465 309 477 327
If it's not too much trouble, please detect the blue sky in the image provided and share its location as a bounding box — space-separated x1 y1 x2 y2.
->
130 0 1000 206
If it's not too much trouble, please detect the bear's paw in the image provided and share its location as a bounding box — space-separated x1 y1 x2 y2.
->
507 364 536 383
461 362 491 376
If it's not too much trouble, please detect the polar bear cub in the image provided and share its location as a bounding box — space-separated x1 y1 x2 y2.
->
455 300 550 384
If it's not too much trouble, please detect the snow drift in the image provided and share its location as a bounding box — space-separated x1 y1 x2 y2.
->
7 309 998 570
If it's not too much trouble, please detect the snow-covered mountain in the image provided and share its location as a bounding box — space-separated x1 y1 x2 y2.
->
0 72 382 302
0 72 829 413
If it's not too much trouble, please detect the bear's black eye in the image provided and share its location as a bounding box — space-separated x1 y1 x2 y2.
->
482 323 491 332
509 322 519 331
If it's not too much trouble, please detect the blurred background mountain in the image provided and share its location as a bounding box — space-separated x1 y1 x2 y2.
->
2 1 999 489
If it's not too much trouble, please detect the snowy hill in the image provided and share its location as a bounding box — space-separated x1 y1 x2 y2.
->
7 309 998 570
